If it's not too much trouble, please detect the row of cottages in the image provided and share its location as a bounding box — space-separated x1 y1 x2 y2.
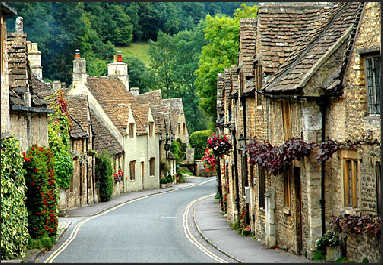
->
1 6 52 150
216 2 381 262
61 51 190 210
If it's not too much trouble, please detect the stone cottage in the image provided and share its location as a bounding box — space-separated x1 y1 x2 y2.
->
66 52 160 194
1 10 53 151
216 2 381 262
135 89 190 179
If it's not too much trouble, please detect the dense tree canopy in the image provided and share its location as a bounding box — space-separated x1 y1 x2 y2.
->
194 4 258 125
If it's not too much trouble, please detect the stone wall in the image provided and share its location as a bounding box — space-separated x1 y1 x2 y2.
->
345 233 381 263
1 16 10 135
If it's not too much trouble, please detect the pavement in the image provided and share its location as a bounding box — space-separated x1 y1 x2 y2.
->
193 195 311 263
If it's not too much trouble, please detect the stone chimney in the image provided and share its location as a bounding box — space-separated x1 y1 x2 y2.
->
72 49 87 93
107 51 130 91
130 87 139 96
52 80 61 91
27 41 43 80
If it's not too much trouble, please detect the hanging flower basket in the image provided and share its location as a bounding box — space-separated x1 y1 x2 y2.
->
207 134 232 157
113 170 123 183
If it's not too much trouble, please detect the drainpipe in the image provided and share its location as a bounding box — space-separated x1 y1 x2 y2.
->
233 128 240 216
318 96 328 235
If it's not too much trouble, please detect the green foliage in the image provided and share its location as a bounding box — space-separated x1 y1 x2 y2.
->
160 174 174 184
194 4 258 122
313 250 326 261
189 129 214 160
48 90 73 189
123 56 155 94
0 137 29 260
362 257 369 263
95 152 114 202
170 140 186 162
315 230 339 253
28 236 56 251
148 27 208 132
23 145 58 240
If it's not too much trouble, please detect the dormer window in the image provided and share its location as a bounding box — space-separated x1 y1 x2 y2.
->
149 122 154 137
365 56 380 114
129 123 135 138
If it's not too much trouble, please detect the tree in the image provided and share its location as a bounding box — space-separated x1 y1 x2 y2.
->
148 26 208 133
194 4 258 125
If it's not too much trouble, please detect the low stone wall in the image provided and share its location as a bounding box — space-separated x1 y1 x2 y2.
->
346 233 381 263
195 160 215 177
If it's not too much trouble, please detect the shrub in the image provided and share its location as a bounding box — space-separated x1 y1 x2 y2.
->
48 89 73 189
189 129 214 160
95 152 114 202
23 145 58 241
170 139 186 162
1 137 29 260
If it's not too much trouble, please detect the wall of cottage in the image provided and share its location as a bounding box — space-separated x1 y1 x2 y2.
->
9 112 49 152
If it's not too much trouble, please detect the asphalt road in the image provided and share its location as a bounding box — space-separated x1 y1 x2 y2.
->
51 177 218 263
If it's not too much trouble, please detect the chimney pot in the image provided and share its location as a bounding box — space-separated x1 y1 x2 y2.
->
75 49 80 59
117 52 123 62
113 55 118 63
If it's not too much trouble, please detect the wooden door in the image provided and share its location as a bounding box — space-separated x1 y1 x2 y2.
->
294 167 303 255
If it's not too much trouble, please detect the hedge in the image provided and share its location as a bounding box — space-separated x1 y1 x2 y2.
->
1 137 29 259
189 129 214 160
24 145 58 241
95 152 114 202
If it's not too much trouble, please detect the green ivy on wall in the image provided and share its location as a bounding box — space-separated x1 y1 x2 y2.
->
95 152 114 202
47 89 73 189
1 137 29 260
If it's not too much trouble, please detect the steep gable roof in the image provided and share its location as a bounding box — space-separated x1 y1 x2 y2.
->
262 2 363 94
66 95 89 139
135 89 162 105
86 76 149 136
89 109 123 155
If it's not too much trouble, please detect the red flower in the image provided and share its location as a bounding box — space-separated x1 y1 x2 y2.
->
31 181 35 186
33 168 39 173
39 147 43 152
37 186 40 190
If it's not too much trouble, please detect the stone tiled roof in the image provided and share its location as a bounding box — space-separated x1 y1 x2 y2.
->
1 2 17 16
257 2 341 76
89 109 123 155
7 32 49 108
131 103 150 135
262 2 362 93
162 98 185 135
86 76 148 136
150 103 171 135
135 89 162 105
66 95 89 139
230 67 239 97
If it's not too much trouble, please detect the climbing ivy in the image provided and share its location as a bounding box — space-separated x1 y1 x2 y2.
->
0 137 29 260
47 89 73 189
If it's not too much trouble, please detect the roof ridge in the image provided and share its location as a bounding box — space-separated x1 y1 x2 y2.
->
262 2 349 92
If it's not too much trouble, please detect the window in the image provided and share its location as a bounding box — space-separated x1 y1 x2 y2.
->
183 123 186 135
284 170 291 208
281 101 292 141
376 162 381 215
178 123 181 135
149 122 154 137
344 159 358 208
150 158 155 176
129 123 135 138
365 56 381 114
141 161 145 178
259 168 265 209
129 160 136 180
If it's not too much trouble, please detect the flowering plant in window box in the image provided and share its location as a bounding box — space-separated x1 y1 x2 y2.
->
207 134 232 157
113 170 123 183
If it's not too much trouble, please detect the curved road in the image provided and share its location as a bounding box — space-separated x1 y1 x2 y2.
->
47 177 221 263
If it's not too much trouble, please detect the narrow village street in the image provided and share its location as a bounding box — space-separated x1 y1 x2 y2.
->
41 177 223 263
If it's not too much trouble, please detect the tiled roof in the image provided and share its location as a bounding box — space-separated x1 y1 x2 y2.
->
66 95 89 139
7 33 49 108
135 89 162 105
150 103 171 135
162 98 185 136
86 76 146 136
89 109 123 155
257 2 341 76
262 2 362 93
131 103 150 135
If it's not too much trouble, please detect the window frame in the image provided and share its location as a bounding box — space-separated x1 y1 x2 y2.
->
149 122 154 137
364 55 381 115
149 157 155 176
129 123 135 138
129 160 136 181
341 150 359 210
